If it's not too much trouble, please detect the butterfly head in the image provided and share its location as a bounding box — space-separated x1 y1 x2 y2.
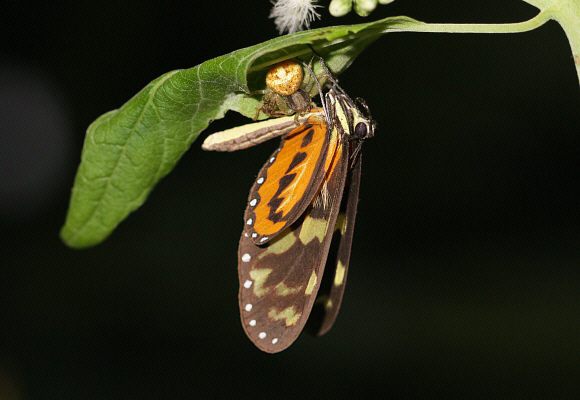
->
324 88 375 142
351 97 375 141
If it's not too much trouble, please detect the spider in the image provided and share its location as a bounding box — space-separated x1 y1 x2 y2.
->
253 59 325 120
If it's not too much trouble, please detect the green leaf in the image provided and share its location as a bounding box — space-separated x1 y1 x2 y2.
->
60 16 423 248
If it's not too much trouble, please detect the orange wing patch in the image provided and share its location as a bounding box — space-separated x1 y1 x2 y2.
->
244 114 340 244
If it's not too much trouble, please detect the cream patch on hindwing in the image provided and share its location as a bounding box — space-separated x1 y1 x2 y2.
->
304 270 318 295
334 213 347 235
298 216 328 244
249 268 273 297
275 282 302 296
257 232 296 258
325 299 333 310
334 260 346 286
268 306 301 326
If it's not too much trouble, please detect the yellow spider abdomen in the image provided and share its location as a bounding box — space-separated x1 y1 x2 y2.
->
265 60 303 96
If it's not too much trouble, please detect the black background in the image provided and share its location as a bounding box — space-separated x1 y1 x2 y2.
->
1 1 579 398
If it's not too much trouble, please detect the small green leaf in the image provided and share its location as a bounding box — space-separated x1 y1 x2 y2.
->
60 16 423 248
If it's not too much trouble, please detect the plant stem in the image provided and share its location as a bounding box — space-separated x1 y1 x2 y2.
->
382 10 580 85
386 10 552 34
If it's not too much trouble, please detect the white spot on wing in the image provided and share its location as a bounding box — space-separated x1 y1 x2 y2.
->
257 177 264 184
245 304 253 312
249 199 257 206
252 233 258 238
259 332 266 339
270 157 275 163
241 253 251 262
249 320 256 326
260 237 268 243
246 218 253 225
271 338 278 344
243 279 252 288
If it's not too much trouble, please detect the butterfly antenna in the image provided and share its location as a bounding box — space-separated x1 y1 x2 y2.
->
307 44 358 107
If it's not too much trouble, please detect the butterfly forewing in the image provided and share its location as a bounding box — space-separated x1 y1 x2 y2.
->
238 128 349 353
201 109 324 152
242 114 340 245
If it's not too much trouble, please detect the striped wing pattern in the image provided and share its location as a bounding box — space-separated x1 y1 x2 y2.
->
238 125 348 353
242 114 338 245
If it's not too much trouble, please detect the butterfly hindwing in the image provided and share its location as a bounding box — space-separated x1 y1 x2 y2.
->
238 126 349 353
242 113 341 245
306 149 362 336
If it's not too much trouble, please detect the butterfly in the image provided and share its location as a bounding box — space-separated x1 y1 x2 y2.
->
202 56 375 353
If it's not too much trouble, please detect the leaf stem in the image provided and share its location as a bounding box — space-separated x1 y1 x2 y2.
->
385 10 552 35
384 9 580 86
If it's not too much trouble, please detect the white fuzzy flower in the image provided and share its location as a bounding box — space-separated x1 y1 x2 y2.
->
269 0 322 35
